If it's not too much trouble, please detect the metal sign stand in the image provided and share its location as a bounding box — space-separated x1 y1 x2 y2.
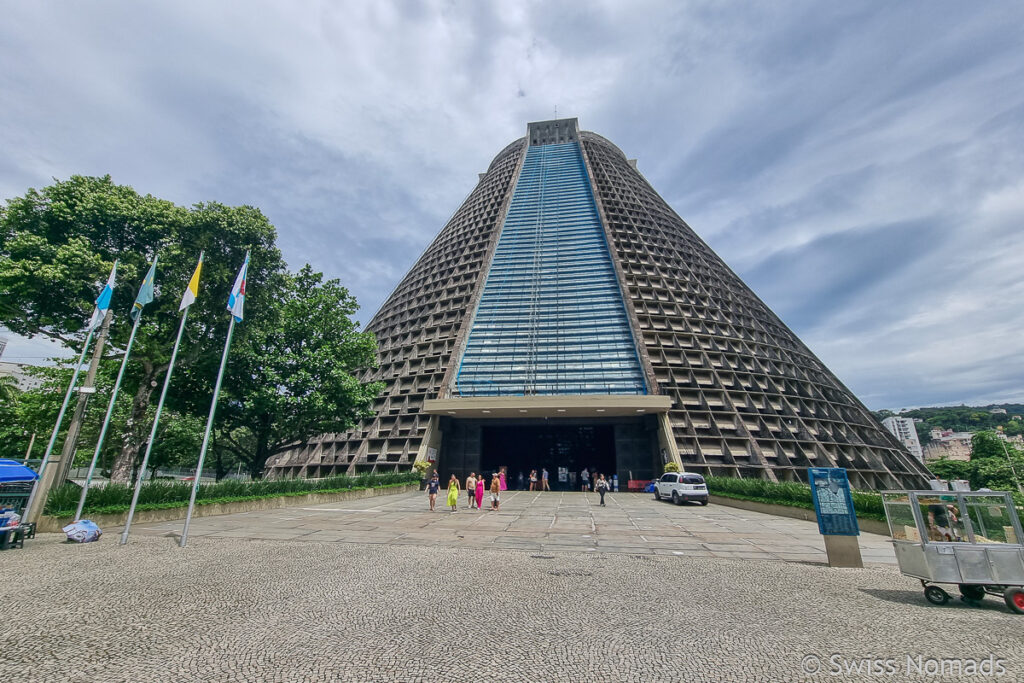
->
809 467 863 568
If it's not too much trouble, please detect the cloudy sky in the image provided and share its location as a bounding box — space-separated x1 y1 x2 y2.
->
2 1 1023 410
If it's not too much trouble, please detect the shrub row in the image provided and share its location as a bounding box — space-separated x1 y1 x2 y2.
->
45 471 420 516
705 476 886 522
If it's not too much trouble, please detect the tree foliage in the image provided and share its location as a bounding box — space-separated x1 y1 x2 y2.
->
0 175 381 481
216 266 383 477
927 432 1024 493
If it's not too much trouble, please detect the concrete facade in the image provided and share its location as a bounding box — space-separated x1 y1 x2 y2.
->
267 119 931 490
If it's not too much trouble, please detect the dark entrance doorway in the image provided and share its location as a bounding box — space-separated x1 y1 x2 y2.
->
481 424 615 490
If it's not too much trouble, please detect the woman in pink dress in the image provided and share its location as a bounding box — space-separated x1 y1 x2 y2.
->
475 475 485 510
499 466 507 491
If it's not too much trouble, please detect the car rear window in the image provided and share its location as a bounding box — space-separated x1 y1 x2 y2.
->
680 474 705 484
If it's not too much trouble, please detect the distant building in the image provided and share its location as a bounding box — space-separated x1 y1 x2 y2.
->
990 407 1007 415
923 429 973 462
0 336 6 358
995 429 1024 446
0 361 43 392
882 416 923 461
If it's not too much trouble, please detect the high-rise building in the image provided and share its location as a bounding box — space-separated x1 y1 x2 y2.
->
881 416 924 462
267 118 931 490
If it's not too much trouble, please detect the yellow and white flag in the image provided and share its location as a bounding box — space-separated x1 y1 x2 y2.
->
178 253 203 311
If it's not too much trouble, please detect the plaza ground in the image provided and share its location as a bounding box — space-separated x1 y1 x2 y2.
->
2 491 1022 681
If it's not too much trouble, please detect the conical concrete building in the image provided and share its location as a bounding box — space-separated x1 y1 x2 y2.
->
267 118 931 490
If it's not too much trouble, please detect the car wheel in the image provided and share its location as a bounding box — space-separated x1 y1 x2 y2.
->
1004 587 1024 614
959 584 985 602
699 499 709 506
671 491 680 505
654 490 661 501
924 585 950 606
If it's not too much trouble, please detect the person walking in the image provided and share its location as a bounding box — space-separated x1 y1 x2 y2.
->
427 472 440 511
466 472 477 509
490 473 501 511
596 474 610 506
446 474 461 512
580 467 590 492
475 474 485 510
499 466 508 491
541 467 550 491
517 471 525 490
529 469 538 491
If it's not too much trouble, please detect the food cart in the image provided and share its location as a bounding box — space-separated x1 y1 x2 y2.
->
882 489 1024 613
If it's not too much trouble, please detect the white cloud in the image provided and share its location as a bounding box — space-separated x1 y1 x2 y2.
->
2 1 1024 408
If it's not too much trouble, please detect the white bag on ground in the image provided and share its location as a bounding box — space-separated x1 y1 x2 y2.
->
62 519 102 543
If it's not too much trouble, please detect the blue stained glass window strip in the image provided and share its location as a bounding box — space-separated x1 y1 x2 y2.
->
455 141 647 397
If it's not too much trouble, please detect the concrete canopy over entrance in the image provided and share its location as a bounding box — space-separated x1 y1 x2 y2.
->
421 395 680 484
423 394 671 418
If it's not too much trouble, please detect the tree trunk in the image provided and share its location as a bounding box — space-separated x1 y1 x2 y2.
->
109 364 159 483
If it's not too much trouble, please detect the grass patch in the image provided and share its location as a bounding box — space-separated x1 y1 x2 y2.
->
45 472 419 517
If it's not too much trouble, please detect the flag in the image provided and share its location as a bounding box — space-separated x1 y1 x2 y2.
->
130 256 158 321
179 254 203 311
226 252 249 322
87 261 118 332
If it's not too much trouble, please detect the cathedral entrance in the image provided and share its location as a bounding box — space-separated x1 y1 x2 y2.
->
481 424 615 490
437 417 658 490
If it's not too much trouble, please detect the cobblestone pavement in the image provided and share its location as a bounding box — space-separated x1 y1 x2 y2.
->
2 533 1022 682
129 491 899 565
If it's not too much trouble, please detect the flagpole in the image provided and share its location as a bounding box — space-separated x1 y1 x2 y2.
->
75 313 142 521
180 316 236 548
118 306 190 544
23 325 96 520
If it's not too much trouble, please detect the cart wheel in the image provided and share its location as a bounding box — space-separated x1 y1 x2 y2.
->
1003 587 1024 614
959 585 985 602
924 585 950 606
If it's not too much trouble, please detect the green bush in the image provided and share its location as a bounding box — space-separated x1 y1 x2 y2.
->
663 462 680 473
705 476 886 522
44 471 420 516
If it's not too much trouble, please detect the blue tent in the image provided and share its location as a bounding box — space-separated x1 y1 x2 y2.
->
0 459 39 483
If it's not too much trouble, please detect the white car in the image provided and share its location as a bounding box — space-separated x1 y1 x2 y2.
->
654 472 709 505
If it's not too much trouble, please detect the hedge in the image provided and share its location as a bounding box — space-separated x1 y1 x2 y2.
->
705 476 886 522
45 471 420 517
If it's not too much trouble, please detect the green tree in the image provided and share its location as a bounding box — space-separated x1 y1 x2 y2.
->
214 266 383 478
0 375 19 404
0 175 284 482
971 430 1006 460
926 458 973 484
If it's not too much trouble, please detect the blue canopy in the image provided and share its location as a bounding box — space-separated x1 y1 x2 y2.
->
0 459 39 483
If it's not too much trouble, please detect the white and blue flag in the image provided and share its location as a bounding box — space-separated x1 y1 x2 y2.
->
88 260 118 332
227 252 249 323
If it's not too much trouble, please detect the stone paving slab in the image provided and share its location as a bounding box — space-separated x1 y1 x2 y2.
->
2 536 1022 681
126 490 899 566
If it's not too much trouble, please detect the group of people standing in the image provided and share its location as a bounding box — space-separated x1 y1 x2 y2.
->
426 467 507 512
426 465 613 509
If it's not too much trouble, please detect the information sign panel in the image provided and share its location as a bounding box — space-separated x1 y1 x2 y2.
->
808 467 859 536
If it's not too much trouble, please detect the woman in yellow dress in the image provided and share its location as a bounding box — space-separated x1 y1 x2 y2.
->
446 474 460 512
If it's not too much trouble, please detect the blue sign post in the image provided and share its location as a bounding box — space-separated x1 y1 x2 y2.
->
808 467 863 567
809 467 860 535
